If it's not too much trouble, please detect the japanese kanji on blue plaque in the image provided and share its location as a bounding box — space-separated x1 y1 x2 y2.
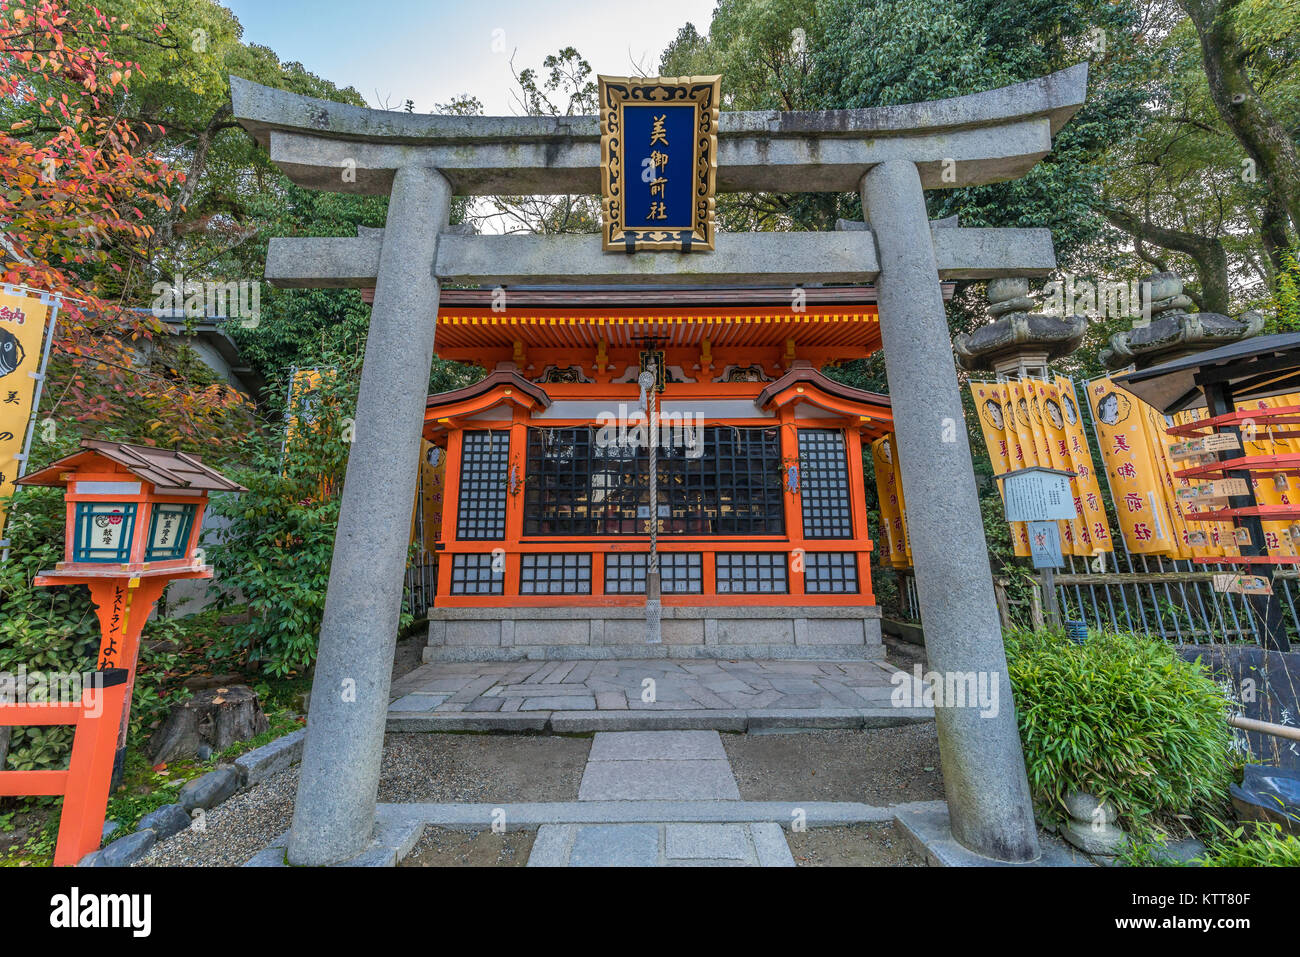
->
597 75 720 252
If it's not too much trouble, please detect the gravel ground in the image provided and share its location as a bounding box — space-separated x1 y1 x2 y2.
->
137 765 299 867
788 823 924 866
138 732 589 866
723 724 944 805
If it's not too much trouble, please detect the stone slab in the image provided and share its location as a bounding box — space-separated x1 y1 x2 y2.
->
750 822 797 867
665 823 748 860
526 824 573 867
588 730 727 763
385 713 549 732
376 800 894 829
389 693 450 712
568 825 660 867
578 759 741 801
233 728 306 787
520 695 595 711
549 710 748 733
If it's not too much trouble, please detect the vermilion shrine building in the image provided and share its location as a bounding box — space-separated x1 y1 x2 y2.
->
418 287 899 659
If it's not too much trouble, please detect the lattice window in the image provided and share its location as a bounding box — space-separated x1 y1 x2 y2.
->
660 427 784 535
520 553 592 595
73 502 137 563
804 552 859 594
523 426 783 536
603 552 704 594
524 427 645 536
799 429 854 538
456 430 509 540
715 552 788 594
144 503 197 561
449 553 503 595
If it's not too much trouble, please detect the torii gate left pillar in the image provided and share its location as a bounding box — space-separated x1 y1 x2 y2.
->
231 64 1088 866
286 167 450 865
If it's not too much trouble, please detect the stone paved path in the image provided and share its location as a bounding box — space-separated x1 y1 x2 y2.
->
388 658 931 732
527 730 795 866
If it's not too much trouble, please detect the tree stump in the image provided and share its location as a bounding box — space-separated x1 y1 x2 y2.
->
148 686 269 765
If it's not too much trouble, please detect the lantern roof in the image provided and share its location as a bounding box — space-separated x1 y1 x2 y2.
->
17 440 246 493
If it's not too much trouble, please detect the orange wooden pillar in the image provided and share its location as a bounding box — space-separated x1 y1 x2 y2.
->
436 428 464 598
779 412 806 598
84 576 169 769
845 428 877 603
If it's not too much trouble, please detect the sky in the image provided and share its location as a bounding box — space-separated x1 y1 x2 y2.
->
222 0 718 114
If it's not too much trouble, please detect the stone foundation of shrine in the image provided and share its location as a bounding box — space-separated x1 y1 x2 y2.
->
425 604 884 661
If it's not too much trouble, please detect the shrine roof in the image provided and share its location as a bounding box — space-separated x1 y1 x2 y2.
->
17 440 246 493
433 301 886 353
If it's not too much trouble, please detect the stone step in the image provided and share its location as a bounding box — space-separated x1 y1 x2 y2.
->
527 822 795 867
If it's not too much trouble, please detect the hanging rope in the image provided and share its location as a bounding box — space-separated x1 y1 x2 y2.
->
639 364 662 644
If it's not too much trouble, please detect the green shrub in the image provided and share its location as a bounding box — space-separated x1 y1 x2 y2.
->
1196 823 1300 867
1005 627 1234 837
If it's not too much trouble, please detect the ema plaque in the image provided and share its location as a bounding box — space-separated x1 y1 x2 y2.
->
597 74 720 252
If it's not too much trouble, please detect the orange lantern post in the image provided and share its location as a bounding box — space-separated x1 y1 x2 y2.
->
7 440 244 862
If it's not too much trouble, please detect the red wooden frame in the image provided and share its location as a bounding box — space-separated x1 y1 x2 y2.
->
0 669 129 865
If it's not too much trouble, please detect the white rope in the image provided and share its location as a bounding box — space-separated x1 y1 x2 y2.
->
639 364 662 644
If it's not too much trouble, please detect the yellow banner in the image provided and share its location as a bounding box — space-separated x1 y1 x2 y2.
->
284 368 324 451
969 377 1112 557
1086 377 1185 556
871 434 911 568
1237 394 1300 558
0 289 53 541
412 438 448 548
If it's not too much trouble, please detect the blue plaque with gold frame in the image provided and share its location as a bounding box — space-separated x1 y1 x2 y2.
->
598 75 720 252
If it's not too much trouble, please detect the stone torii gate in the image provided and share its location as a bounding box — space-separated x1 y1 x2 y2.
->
230 63 1089 866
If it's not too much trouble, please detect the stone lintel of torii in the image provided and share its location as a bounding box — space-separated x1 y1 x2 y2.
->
230 63 1090 867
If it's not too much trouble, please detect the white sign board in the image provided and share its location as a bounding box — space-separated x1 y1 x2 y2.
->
1003 468 1076 522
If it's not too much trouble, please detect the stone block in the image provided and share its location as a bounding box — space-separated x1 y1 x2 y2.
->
137 803 192 841
797 618 869 645
588 730 727 762
179 766 241 812
750 823 796 867
665 823 748 860
94 829 157 866
527 825 573 867
512 619 590 646
568 825 660 867
578 759 740 801
520 695 595 711
716 618 791 645
444 620 502 646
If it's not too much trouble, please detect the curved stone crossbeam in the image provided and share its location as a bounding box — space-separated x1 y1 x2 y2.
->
230 64 1087 195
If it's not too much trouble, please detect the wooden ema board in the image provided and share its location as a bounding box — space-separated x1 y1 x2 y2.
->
1170 432 1241 459
1212 573 1273 596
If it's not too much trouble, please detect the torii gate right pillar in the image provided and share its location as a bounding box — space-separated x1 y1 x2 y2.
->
862 159 1040 862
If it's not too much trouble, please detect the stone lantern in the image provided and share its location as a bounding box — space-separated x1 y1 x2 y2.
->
954 277 1087 380
1100 272 1264 371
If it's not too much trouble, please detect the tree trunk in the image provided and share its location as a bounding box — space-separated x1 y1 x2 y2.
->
1261 196 1294 278
1102 207 1232 313
147 685 268 765
1181 0 1300 236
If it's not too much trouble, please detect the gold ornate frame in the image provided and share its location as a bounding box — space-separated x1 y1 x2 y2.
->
598 74 720 253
